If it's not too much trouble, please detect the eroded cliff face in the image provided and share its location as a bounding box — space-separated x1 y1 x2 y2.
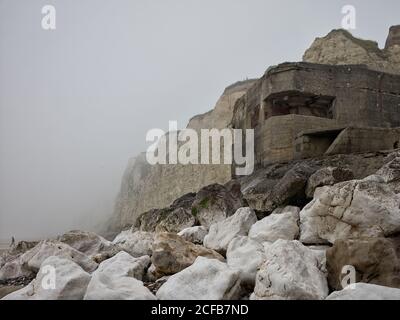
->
303 28 400 74
108 154 150 234
187 79 257 130
108 27 400 235
109 159 232 234
107 81 254 234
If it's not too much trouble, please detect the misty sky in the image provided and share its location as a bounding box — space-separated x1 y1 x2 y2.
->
0 0 399 241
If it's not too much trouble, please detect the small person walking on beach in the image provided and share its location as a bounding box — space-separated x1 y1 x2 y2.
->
10 236 15 248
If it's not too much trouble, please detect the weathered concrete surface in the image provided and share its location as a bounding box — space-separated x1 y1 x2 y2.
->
233 62 400 131
386 25 400 49
255 115 336 164
295 127 400 160
326 127 400 155
231 34 400 166
232 62 400 167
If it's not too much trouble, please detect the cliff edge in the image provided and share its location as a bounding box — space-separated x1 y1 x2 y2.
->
303 27 400 74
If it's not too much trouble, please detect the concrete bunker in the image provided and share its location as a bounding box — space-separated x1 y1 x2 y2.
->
231 62 400 168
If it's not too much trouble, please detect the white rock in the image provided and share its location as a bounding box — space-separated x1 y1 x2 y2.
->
374 155 400 183
251 240 328 300
57 230 114 257
1 282 35 300
308 245 331 251
177 226 208 244
0 257 33 281
305 167 354 198
308 246 329 274
262 242 272 253
85 276 155 300
300 178 400 244
226 236 265 286
271 206 301 216
249 207 299 243
113 229 154 257
0 240 98 282
24 240 98 273
84 251 154 300
94 251 150 280
156 257 241 300
326 283 400 300
204 208 258 253
2 256 91 300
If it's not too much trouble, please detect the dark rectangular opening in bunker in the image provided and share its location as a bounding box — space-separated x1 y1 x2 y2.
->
296 128 344 159
264 91 336 120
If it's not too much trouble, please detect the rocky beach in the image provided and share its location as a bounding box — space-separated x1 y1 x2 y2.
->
1 16 400 301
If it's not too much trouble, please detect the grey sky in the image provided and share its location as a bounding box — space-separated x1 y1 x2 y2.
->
0 0 399 241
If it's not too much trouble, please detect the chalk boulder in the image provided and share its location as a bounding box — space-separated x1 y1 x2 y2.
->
112 229 154 257
84 251 154 300
249 206 300 243
156 257 241 300
151 233 224 276
251 240 328 300
226 236 265 286
327 283 400 300
204 208 258 254
177 226 208 244
2 256 91 300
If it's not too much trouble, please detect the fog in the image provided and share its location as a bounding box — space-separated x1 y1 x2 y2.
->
0 0 399 242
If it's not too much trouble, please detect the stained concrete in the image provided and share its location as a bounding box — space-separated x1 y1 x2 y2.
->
231 62 400 166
